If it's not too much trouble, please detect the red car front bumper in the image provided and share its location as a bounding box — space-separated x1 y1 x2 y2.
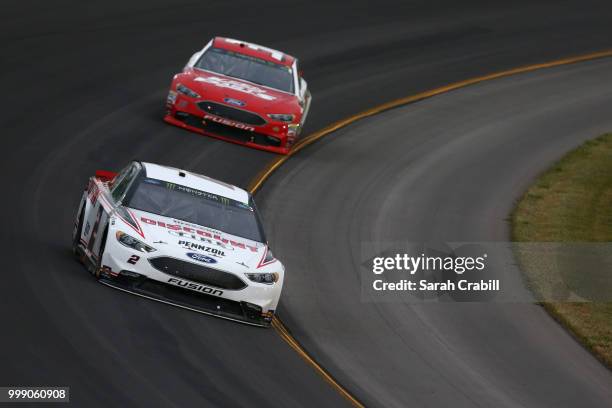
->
165 98 297 154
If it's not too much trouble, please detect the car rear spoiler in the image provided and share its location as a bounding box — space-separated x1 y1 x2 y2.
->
95 170 117 182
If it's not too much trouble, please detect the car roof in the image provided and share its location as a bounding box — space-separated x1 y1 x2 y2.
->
141 162 250 204
213 37 295 67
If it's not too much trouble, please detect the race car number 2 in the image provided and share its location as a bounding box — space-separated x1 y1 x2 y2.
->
127 255 140 265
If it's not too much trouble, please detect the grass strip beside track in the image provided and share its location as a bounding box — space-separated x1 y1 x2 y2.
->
512 133 612 368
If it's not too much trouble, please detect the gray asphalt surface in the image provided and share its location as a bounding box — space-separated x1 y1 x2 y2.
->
3 0 612 406
259 58 612 407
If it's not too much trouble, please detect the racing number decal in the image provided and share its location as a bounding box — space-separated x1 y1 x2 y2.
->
127 255 140 265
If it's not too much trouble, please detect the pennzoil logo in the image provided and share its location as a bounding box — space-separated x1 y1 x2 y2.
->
178 240 225 257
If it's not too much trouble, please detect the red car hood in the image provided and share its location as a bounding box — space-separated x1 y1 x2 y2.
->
180 68 300 113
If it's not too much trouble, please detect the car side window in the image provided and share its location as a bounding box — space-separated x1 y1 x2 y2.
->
111 164 138 203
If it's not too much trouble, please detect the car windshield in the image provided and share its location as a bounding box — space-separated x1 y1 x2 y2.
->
195 47 294 93
126 178 264 243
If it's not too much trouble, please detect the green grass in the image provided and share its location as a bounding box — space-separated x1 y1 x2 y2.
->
512 132 612 368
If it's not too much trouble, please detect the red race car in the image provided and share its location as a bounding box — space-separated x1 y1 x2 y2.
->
164 37 312 154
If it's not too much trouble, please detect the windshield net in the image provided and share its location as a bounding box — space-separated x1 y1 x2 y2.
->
195 47 294 93
127 178 264 242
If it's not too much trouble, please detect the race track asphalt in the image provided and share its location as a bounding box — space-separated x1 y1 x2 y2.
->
258 58 612 407
2 0 612 406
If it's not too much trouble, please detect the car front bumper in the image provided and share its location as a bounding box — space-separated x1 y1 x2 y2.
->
164 94 299 154
101 238 282 327
100 273 273 327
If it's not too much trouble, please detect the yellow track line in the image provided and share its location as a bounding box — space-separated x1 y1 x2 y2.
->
250 49 612 407
271 317 366 408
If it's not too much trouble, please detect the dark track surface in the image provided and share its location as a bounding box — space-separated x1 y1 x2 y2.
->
2 0 612 406
259 59 612 407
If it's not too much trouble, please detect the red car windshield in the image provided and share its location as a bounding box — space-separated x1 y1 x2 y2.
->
195 47 294 94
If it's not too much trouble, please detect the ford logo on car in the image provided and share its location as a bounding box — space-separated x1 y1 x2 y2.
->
187 252 217 264
223 97 246 107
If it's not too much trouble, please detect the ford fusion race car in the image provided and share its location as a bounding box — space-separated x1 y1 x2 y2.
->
164 37 312 154
72 161 283 327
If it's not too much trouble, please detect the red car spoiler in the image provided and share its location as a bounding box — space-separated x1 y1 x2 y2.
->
95 170 117 182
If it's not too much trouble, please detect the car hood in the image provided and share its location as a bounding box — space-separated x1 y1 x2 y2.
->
119 208 271 274
179 68 300 113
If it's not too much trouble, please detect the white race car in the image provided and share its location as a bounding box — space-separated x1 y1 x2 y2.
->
72 161 283 326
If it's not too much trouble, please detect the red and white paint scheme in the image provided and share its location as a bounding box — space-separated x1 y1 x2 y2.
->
72 161 284 327
164 37 311 154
